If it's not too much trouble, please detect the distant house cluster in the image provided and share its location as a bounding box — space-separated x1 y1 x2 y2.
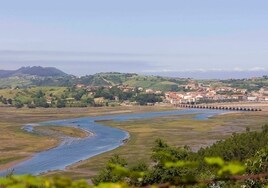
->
248 87 268 102
73 84 164 106
74 80 268 106
75 84 163 95
165 84 268 104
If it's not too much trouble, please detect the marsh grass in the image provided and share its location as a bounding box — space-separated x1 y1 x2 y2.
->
1 105 267 180
35 126 89 138
61 111 268 179
0 106 173 169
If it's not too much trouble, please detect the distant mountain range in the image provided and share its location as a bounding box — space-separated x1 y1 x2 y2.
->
0 66 68 78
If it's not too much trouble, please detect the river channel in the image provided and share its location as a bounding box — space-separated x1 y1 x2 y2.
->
0 109 228 176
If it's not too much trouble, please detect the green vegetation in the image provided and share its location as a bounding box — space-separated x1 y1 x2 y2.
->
124 75 185 91
0 87 68 108
0 175 126 188
196 127 268 161
221 76 268 92
0 86 91 107
1 70 267 95
0 77 32 88
1 72 267 109
92 125 268 187
0 85 165 108
0 72 189 91
134 93 163 105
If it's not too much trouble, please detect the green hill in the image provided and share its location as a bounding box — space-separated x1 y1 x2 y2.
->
0 69 188 91
76 73 188 91
0 66 68 78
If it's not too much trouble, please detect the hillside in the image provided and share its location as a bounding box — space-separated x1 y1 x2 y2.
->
10 71 188 91
0 66 68 78
75 72 188 91
0 70 13 77
0 67 267 92
0 66 71 88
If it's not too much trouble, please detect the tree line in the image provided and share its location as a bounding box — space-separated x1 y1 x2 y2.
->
0 87 163 108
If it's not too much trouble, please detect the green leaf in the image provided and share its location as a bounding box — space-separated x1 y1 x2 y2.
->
108 163 130 177
218 163 245 176
96 183 126 188
204 157 225 167
0 178 13 186
165 161 197 168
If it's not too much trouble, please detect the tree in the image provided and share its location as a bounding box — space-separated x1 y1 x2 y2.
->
15 100 24 108
92 155 128 185
73 89 86 100
57 99 66 108
134 94 162 105
1 97 7 104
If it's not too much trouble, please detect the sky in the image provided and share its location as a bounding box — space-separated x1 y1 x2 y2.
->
0 0 267 77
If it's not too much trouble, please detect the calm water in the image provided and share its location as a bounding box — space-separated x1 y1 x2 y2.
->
0 109 227 176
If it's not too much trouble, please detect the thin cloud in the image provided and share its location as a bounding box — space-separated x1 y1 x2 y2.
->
249 67 266 71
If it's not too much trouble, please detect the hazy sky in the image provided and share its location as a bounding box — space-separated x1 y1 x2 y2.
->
0 0 267 76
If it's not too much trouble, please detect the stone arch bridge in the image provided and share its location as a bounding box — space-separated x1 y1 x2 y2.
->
175 104 262 111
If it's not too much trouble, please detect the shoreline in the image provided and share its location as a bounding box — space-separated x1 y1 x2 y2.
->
0 116 131 175
0 155 33 173
0 126 96 175
65 134 130 172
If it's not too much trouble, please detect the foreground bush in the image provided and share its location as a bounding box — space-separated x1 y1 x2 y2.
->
0 175 127 188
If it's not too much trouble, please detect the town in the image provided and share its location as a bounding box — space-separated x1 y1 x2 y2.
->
0 75 268 108
75 78 268 106
164 82 268 105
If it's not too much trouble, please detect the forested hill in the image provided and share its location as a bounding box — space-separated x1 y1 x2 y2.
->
0 66 68 78
0 69 189 91
31 72 188 91
73 72 188 91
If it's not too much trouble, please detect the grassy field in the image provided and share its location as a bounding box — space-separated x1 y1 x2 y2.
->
0 77 32 88
125 76 182 91
0 87 67 104
0 105 174 171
